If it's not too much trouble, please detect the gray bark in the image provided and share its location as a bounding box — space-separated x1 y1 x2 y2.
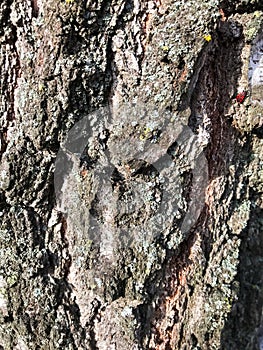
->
0 0 262 349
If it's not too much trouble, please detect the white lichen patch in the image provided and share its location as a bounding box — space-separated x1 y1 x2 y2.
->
13 339 29 350
121 305 133 317
249 36 263 106
0 157 11 191
0 275 8 317
227 201 251 235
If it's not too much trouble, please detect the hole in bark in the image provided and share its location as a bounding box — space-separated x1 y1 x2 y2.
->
191 333 198 346
160 55 171 64
205 332 210 341
178 57 185 70
252 124 263 138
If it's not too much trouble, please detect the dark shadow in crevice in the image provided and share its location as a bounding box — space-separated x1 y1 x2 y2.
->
219 0 263 17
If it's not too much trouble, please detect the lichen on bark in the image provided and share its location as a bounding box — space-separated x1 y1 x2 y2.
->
0 0 262 349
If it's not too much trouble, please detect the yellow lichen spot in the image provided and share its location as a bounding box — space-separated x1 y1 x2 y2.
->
161 46 169 51
38 83 44 92
140 126 152 140
203 34 212 42
246 27 257 40
65 0 74 4
254 11 261 18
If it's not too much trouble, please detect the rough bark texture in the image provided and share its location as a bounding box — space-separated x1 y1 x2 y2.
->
0 0 262 349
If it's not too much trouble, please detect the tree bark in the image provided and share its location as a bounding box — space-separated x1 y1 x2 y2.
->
0 0 262 349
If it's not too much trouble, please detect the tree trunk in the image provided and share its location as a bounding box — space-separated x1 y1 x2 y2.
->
0 0 262 349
